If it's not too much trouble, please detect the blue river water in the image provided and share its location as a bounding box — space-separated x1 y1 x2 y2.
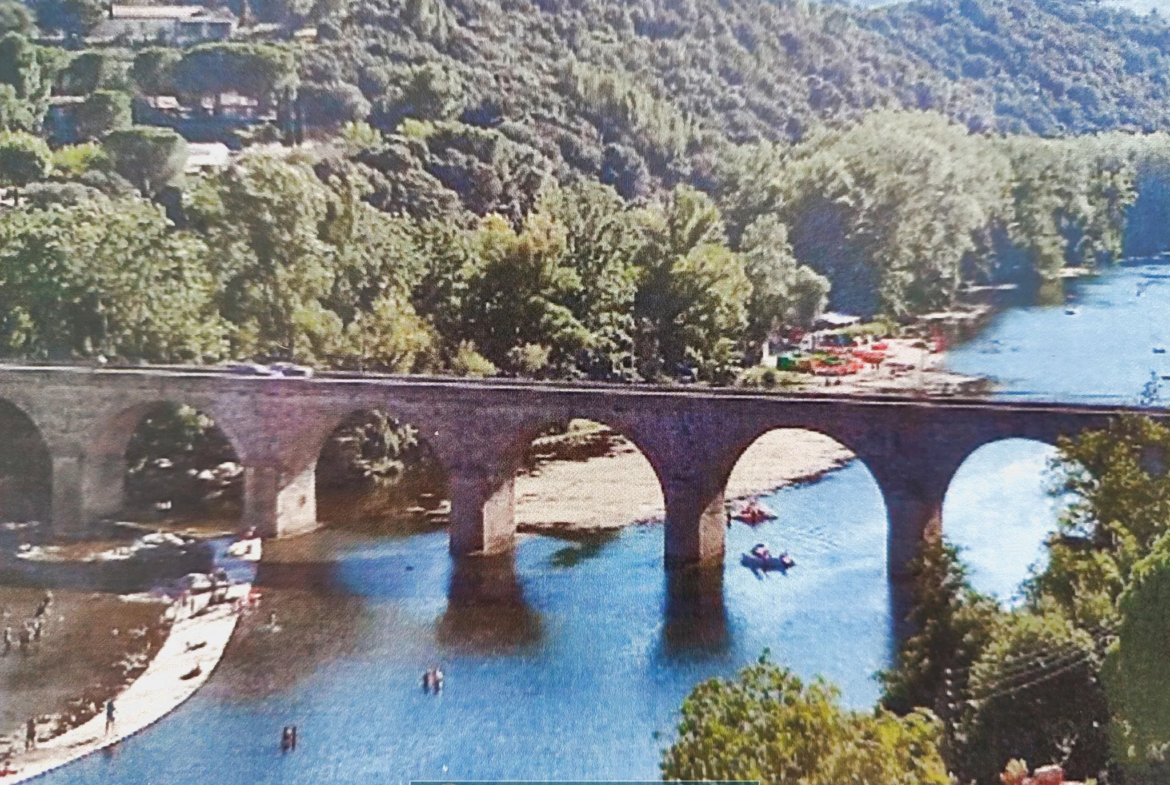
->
40 262 1169 784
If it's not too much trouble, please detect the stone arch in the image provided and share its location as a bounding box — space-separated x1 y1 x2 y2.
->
0 397 52 524
507 416 667 534
82 399 246 525
313 407 450 531
942 436 1066 600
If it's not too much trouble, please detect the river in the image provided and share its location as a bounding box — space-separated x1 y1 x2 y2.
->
39 261 1170 784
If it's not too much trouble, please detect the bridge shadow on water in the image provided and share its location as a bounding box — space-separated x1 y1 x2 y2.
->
659 565 730 659
436 553 545 654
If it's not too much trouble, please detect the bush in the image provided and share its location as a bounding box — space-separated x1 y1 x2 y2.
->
662 656 951 785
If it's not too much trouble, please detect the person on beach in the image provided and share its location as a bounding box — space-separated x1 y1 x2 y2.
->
2 625 11 656
32 618 41 642
18 625 30 654
25 718 35 750
105 700 115 735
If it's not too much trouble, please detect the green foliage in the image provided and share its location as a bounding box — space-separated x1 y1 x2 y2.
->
0 33 53 132
952 609 1109 784
0 196 227 360
57 50 131 96
130 48 180 96
74 89 131 141
102 126 187 196
448 340 496 377
0 129 49 192
299 81 371 131
32 0 105 36
172 43 297 108
740 214 828 355
50 141 109 177
0 1 33 36
879 537 999 719
779 111 1013 318
661 656 951 784
633 186 750 382
1103 539 1170 783
189 151 337 360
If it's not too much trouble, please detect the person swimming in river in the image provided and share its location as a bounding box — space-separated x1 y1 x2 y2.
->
422 667 444 694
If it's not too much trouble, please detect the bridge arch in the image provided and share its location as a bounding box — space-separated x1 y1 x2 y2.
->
508 417 666 534
313 407 450 532
82 400 245 526
942 437 1065 601
0 397 52 524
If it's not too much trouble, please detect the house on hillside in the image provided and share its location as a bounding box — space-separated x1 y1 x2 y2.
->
90 5 236 45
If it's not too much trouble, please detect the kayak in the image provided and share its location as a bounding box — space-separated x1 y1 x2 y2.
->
733 504 777 524
741 552 795 571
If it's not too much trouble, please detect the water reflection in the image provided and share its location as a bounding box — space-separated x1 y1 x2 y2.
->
210 535 370 701
437 553 544 653
547 530 620 568
660 565 729 658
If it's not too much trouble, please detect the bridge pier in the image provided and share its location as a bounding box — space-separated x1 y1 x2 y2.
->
881 477 946 581
244 463 317 538
663 477 727 568
49 454 85 535
80 451 126 523
448 467 516 557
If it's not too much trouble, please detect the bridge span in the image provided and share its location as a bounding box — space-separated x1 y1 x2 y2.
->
0 365 1145 577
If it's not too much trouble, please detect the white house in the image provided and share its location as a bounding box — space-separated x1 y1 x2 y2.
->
91 5 236 45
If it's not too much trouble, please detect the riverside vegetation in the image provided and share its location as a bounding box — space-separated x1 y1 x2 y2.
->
4 0 1170 781
663 416 1170 784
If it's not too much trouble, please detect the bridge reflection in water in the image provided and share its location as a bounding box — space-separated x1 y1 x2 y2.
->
438 553 545 653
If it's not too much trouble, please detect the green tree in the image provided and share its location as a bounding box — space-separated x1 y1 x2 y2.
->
879 536 999 720
189 152 337 360
74 89 131 141
0 129 49 202
952 610 1109 785
57 50 130 96
0 196 226 360
633 185 750 382
779 111 1012 317
172 43 296 112
32 0 104 36
739 214 828 357
0 33 54 132
1103 539 1170 784
1029 415 1170 632
0 1 33 36
102 126 187 196
537 181 643 380
130 47 180 96
661 656 951 784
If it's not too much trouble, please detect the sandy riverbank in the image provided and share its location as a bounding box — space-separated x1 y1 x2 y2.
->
515 428 854 533
0 585 247 783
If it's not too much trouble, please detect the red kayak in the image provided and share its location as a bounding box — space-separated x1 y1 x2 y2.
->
733 502 777 525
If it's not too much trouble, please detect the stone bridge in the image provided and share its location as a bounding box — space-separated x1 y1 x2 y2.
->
0 365 1143 578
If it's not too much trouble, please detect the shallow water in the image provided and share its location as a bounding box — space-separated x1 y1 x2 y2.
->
44 263 1167 783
